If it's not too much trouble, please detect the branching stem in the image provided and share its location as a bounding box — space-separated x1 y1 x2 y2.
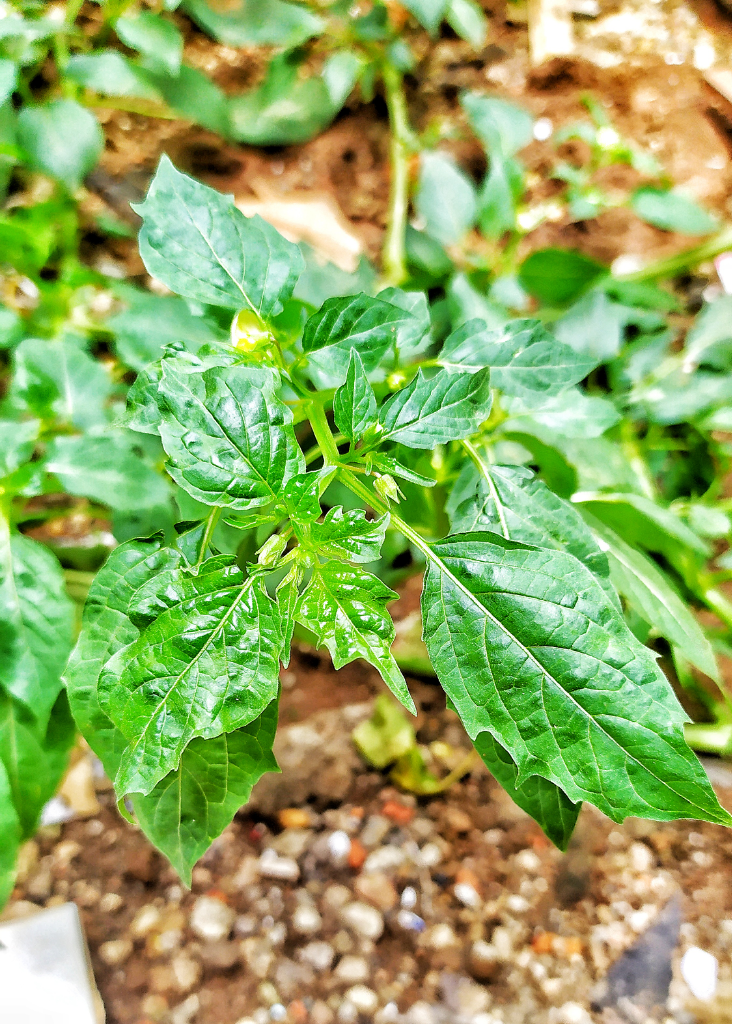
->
381 63 411 287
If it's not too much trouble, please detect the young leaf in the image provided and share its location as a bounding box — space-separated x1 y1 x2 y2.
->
449 461 614 599
311 508 389 563
109 288 224 372
0 418 38 479
303 293 415 383
150 64 232 137
421 532 731 825
400 0 449 34
445 0 488 46
65 51 163 101
182 0 323 47
134 155 304 315
379 368 492 448
133 701 278 884
630 188 717 236
10 337 112 429
473 732 580 850
115 12 184 76
440 319 597 398
461 93 534 158
276 564 303 666
376 287 432 360
45 433 172 513
415 152 478 245
16 99 103 189
296 561 415 714
0 59 17 108
100 557 281 795
0 757 20 907
506 389 621 437
333 349 379 443
518 248 606 307
587 516 718 681
0 524 74 726
157 363 304 511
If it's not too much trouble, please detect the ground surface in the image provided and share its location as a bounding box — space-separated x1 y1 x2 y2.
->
8 1 732 1023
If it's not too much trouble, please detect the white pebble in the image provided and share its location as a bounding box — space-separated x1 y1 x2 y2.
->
328 830 352 860
363 846 406 873
401 886 417 908
556 1002 592 1024
298 940 335 972
455 882 481 908
346 986 379 1013
681 946 718 1001
270 1006 287 1022
418 842 442 867
533 117 553 141
335 956 370 983
340 902 385 940
514 849 542 873
629 842 654 873
258 848 300 882
292 904 322 935
189 896 235 941
506 894 530 914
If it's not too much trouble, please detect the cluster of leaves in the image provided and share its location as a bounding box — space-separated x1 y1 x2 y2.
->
53 158 732 887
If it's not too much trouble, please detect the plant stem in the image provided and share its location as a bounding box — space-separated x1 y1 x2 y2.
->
684 722 732 756
340 468 433 562
308 400 341 467
619 226 732 283
196 507 221 566
381 63 411 287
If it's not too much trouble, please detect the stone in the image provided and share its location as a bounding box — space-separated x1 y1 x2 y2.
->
323 884 352 910
258 849 300 882
268 830 313 860
469 940 499 981
98 893 124 914
274 958 315 998
418 843 443 868
171 954 201 992
298 941 335 972
346 986 379 1013
360 816 391 848
131 904 162 939
363 847 406 874
141 994 168 1020
405 1002 438 1024
444 807 472 833
169 994 200 1024
189 896 235 941
554 1002 592 1024
340 902 384 941
278 808 311 829
355 873 398 912
199 939 240 971
680 946 718 1001
425 923 458 949
234 913 257 937
334 956 370 984
310 1000 336 1024
292 904 322 935
629 842 654 873
240 937 274 978
99 939 133 967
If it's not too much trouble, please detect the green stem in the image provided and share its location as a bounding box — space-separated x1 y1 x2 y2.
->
620 420 656 501
685 722 732 756
340 468 433 563
618 226 732 283
308 401 341 467
196 507 222 566
703 586 732 634
381 63 411 287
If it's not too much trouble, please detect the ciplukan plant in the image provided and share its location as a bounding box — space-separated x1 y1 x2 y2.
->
65 158 732 882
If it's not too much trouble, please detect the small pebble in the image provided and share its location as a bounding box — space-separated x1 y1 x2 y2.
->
398 910 426 932
340 902 385 940
426 923 458 948
292 904 323 935
258 849 300 882
328 830 352 861
99 892 124 914
270 1005 287 1022
360 815 391 848
454 882 481 908
419 842 442 868
98 939 133 966
131 904 162 938
355 872 398 911
334 955 370 983
189 896 235 941
401 886 417 908
681 946 718 1001
298 940 335 972
346 985 379 1013
363 847 406 873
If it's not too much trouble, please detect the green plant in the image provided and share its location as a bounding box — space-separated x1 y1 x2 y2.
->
55 157 732 887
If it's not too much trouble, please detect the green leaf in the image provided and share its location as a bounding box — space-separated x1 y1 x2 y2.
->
150 64 231 136
421 532 731 825
461 93 534 157
100 556 282 795
276 564 302 666
449 461 614 596
0 418 38 478
553 289 625 362
45 432 172 513
65 538 185 780
333 349 379 443
473 732 580 850
156 362 303 511
448 272 508 330
585 515 718 682
16 100 103 190
109 288 224 372
631 187 717 236
353 693 416 769
182 0 323 47
506 388 621 437
311 509 389 563
133 701 278 884
476 154 524 238
115 12 184 76
380 368 492 448
0 304 23 350
0 58 17 106
0 522 74 725
400 0 449 34
518 248 606 307
440 319 597 398
0 689 74 839
304 292 415 385
416 152 477 245
10 337 111 430
445 0 488 46
296 561 415 714
134 155 304 314
684 296 732 370
229 51 360 145
65 51 163 101
0 757 20 908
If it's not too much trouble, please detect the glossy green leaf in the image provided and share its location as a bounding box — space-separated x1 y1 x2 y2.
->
230 52 361 146
182 0 323 47
109 289 224 372
65 51 162 101
134 701 278 884
45 433 172 513
449 461 613 597
311 508 389 563
0 758 20 908
380 368 492 448
276 564 302 666
0 523 74 725
296 561 415 714
473 732 580 850
445 0 488 46
400 0 449 34
416 152 478 245
157 362 303 511
134 156 304 314
16 100 103 189
421 532 731 825
333 350 378 443
0 689 74 839
100 556 282 795
519 248 606 307
461 93 534 157
631 187 717 236
10 337 111 430
115 12 184 76
586 516 718 681
440 319 596 398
